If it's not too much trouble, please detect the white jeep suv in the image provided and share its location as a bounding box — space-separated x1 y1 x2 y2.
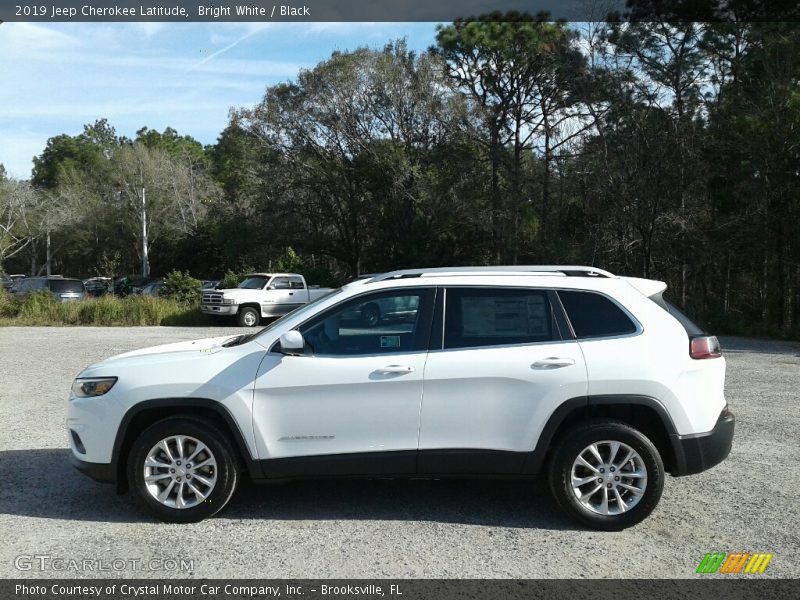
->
68 266 734 530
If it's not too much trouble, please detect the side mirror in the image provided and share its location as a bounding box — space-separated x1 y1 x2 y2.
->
279 330 305 355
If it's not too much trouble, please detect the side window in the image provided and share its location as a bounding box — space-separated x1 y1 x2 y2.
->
444 288 554 350
300 289 433 356
558 290 638 338
289 276 305 290
270 277 291 290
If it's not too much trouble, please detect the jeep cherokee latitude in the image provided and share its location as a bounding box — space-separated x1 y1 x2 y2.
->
68 266 734 529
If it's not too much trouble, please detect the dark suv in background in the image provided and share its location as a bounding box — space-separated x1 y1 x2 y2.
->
13 277 87 301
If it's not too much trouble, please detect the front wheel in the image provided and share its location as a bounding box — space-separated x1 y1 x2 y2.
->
127 417 240 523
237 306 260 327
548 420 664 531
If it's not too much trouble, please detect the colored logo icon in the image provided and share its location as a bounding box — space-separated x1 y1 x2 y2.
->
697 552 773 574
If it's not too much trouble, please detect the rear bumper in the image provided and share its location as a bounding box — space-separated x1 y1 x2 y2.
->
70 453 115 484
670 407 735 476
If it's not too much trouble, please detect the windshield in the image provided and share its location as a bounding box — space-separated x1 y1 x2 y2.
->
253 288 344 340
238 276 269 290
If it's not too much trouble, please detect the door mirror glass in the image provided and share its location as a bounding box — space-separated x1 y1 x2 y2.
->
279 330 305 354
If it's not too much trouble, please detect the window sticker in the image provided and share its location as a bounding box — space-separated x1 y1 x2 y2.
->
380 335 401 348
461 295 547 337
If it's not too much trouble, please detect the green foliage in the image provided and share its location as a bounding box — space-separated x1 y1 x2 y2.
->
0 291 208 327
0 289 17 319
218 268 250 290
274 248 340 288
160 270 202 303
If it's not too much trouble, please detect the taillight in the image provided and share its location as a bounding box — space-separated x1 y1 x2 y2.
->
690 335 722 359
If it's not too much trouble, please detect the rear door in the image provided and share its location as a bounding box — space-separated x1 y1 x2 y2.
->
418 286 587 473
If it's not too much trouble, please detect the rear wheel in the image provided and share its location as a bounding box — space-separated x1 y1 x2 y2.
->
237 306 260 327
548 420 664 530
127 417 240 523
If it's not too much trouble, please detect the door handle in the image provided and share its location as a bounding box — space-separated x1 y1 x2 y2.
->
375 365 415 374
531 357 576 369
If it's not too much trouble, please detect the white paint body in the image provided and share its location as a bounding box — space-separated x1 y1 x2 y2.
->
68 270 726 467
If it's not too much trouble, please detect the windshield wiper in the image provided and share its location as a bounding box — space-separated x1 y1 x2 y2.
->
222 334 254 348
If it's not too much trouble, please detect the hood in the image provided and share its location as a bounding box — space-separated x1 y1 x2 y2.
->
101 335 235 363
213 288 263 296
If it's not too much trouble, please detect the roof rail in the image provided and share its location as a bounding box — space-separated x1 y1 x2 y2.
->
368 265 615 283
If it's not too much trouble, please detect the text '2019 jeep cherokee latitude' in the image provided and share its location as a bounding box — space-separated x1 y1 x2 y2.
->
68 266 734 530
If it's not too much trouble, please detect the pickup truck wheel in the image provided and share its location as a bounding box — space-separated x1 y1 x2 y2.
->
548 420 664 531
127 417 240 523
361 302 380 327
237 307 260 327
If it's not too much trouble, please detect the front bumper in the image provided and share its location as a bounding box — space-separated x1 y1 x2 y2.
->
671 407 735 476
70 453 115 483
201 304 238 316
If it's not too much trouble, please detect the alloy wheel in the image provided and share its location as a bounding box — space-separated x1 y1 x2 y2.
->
570 440 648 516
143 435 217 509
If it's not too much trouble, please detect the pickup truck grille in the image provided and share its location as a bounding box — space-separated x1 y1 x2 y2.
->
202 293 224 305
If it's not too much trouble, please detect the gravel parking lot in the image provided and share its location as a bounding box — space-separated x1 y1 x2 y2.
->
0 327 798 579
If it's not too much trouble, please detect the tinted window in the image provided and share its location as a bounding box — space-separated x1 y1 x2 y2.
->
444 288 553 349
49 279 84 293
300 289 433 356
271 277 291 290
289 276 305 290
558 290 637 338
21 279 46 291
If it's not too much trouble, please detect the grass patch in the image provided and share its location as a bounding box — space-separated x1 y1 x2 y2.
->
0 290 213 327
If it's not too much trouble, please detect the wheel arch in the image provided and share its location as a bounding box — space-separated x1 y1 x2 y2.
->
525 395 681 475
112 398 262 493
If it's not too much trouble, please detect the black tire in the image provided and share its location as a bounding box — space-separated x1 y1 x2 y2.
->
127 417 240 523
361 302 380 327
548 420 664 531
237 306 260 328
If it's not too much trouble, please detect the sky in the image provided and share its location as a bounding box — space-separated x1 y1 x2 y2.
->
0 22 439 179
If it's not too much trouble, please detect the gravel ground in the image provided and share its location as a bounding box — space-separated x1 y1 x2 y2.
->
0 327 797 579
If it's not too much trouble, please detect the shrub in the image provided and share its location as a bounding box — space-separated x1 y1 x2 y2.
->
0 292 211 327
0 288 19 319
218 269 247 290
160 270 202 304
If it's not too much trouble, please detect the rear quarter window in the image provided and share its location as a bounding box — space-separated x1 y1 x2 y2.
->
558 290 638 338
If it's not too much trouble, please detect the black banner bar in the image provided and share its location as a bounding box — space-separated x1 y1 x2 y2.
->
3 580 800 600
2 0 800 23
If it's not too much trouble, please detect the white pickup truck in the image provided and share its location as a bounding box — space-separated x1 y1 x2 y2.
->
201 273 334 327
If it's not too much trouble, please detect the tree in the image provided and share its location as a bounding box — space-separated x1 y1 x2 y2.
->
0 178 39 270
435 13 587 261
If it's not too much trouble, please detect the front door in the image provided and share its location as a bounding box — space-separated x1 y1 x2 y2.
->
418 286 587 473
252 287 436 477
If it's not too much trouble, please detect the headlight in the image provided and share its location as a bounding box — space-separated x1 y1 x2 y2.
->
223 298 238 305
71 377 117 398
